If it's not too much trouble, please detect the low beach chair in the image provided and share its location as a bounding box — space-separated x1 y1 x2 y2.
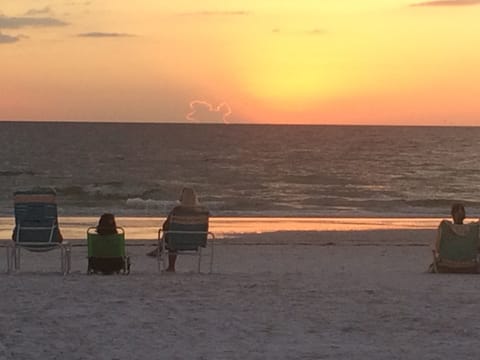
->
87 227 130 274
431 221 479 273
7 188 71 274
157 213 215 273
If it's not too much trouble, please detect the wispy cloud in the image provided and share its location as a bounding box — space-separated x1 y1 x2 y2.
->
77 32 136 38
186 100 232 124
0 15 68 29
0 32 20 44
178 10 251 17
24 6 51 16
411 0 480 6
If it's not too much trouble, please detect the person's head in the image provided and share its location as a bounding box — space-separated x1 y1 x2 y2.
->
179 187 199 207
97 213 117 235
451 203 466 224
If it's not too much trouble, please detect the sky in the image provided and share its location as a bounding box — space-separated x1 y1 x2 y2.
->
1 0 480 125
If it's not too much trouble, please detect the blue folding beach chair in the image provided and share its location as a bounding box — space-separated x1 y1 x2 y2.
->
7 188 71 274
157 212 215 273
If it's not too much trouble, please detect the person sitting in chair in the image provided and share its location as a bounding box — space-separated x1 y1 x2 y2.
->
429 202 480 273
147 187 209 272
96 213 118 236
91 213 122 274
432 203 466 255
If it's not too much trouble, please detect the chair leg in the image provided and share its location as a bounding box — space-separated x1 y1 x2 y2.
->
60 245 71 275
6 245 11 273
197 248 202 273
163 253 168 272
63 246 70 275
157 247 164 273
431 250 439 273
67 246 71 274
60 247 65 274
14 247 20 270
124 256 131 275
209 246 214 274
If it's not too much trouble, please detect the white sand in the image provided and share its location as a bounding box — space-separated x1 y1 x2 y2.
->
2 229 480 359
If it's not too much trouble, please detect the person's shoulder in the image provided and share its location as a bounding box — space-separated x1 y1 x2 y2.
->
195 205 209 214
437 219 452 231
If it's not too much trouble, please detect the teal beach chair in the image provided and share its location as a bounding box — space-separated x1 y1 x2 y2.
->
157 213 215 273
8 188 71 274
431 221 479 273
87 227 130 274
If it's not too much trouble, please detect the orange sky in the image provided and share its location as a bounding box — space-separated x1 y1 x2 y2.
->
1 0 480 125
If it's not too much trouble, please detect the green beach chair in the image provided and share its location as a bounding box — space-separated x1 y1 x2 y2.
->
8 188 71 274
157 213 215 273
87 227 130 274
431 221 479 273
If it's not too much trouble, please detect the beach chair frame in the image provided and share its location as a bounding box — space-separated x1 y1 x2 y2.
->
7 222 71 275
7 189 71 275
86 227 130 275
6 235 72 275
157 229 215 273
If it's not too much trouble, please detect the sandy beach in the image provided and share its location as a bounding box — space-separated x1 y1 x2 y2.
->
3 227 480 359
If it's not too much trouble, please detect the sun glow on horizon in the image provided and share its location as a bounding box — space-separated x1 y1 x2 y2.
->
2 1 480 125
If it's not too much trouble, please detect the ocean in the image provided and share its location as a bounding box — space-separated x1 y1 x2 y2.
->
1 122 480 218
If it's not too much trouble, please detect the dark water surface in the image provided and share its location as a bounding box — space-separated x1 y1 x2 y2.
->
1 122 480 217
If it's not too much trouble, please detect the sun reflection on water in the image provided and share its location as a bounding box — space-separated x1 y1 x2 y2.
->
0 216 446 241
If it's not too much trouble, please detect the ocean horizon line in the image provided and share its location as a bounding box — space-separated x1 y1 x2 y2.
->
0 120 479 128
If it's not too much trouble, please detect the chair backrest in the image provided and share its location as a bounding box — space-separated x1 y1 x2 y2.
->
438 221 479 262
13 188 61 245
167 212 209 251
87 227 126 258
